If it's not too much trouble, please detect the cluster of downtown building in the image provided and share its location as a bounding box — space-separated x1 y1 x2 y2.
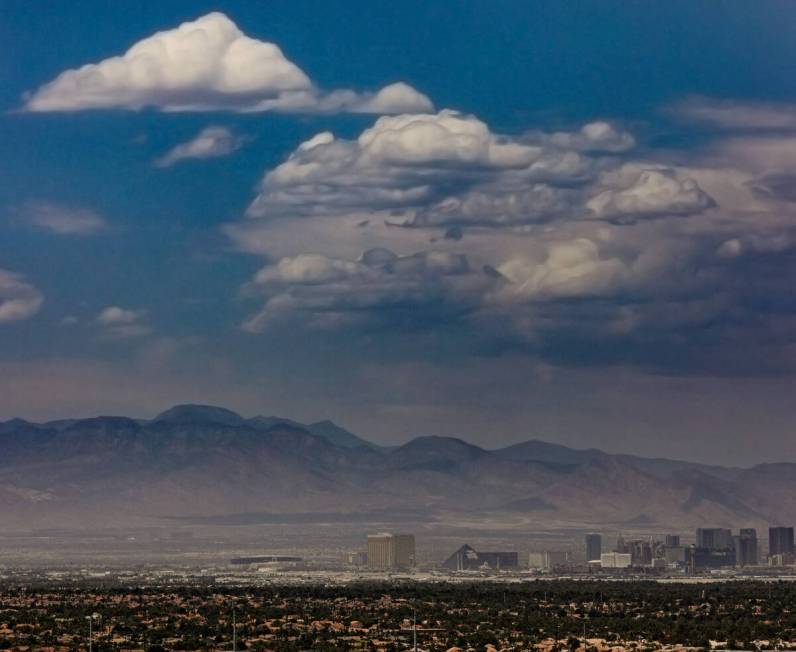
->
350 527 796 574
577 527 796 572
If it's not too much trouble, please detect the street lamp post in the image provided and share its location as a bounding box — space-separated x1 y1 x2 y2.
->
86 612 100 652
413 608 417 652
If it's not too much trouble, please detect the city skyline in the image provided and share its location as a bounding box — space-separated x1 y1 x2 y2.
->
3 5 796 649
0 0 796 652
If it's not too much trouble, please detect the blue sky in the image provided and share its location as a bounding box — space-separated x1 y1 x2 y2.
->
2 1 796 465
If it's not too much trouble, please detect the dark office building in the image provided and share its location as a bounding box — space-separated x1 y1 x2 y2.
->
664 545 687 565
696 528 733 550
690 547 736 569
665 535 680 548
629 539 653 566
442 545 519 571
585 533 602 562
769 527 795 557
733 529 758 567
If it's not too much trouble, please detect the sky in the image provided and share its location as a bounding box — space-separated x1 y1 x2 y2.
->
2 1 796 465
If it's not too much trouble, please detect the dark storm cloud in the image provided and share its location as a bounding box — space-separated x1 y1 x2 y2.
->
751 173 796 203
241 248 494 333
231 105 796 377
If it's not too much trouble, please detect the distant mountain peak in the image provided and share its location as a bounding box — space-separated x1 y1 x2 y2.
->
0 417 33 429
401 435 486 452
0 418 40 435
152 404 246 427
389 435 487 471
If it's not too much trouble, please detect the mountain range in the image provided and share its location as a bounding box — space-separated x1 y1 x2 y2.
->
0 404 793 532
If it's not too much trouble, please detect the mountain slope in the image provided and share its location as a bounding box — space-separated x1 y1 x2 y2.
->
0 404 794 531
306 419 377 450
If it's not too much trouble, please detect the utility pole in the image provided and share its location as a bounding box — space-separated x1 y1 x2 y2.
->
233 608 237 652
86 613 99 652
413 607 417 652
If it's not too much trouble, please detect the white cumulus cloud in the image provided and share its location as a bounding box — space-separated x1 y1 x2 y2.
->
0 270 44 323
351 82 434 114
23 13 432 115
586 169 715 220
97 306 144 325
96 306 152 339
247 110 595 221
548 121 636 153
155 126 245 167
19 201 107 235
496 238 627 301
242 248 487 332
668 96 796 130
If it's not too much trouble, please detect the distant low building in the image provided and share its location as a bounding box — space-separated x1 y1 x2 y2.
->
768 552 795 567
229 555 302 565
528 551 571 570
347 551 368 566
367 533 416 568
442 544 518 571
600 552 631 569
